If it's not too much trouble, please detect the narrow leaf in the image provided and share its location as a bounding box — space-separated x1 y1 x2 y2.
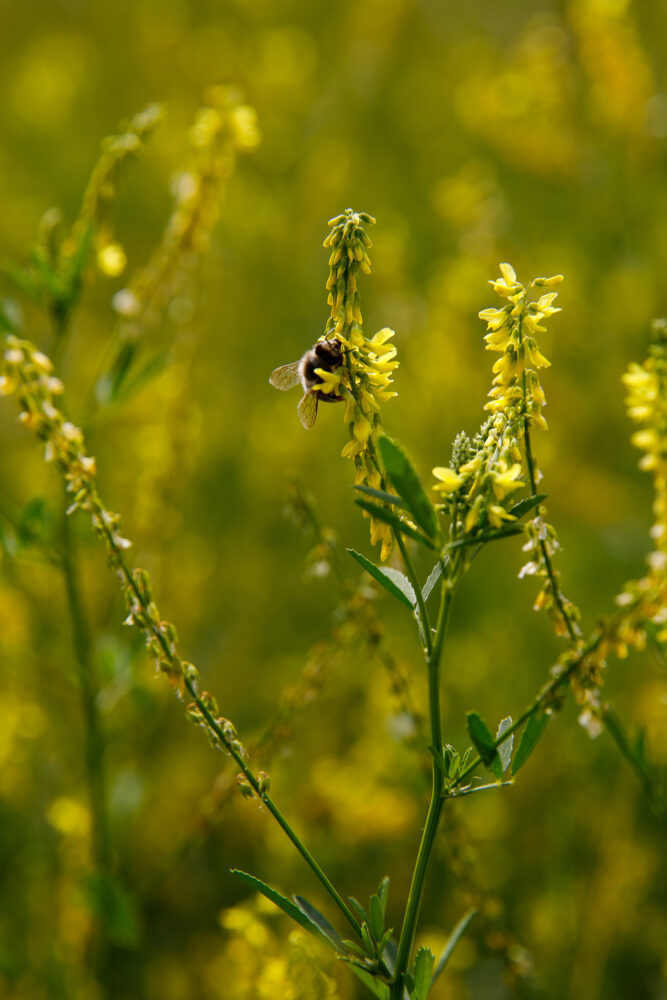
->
348 549 415 608
349 966 390 999
447 525 523 550
369 894 384 941
355 499 436 549
422 561 443 602
509 493 548 519
376 876 390 915
383 934 398 974
431 909 477 988
603 707 656 797
294 895 347 954
466 711 502 779
348 896 369 926
496 717 514 772
231 870 328 943
511 712 548 775
413 947 435 1000
378 435 440 540
354 484 408 509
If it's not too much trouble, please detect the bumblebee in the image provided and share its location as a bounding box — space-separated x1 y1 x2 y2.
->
269 338 344 429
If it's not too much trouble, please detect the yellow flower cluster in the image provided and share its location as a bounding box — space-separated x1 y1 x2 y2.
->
433 418 525 533
432 265 564 539
113 86 260 328
321 209 399 560
615 318 667 648
480 262 562 430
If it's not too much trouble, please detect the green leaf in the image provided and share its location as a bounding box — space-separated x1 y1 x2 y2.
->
509 493 548 519
294 895 348 954
349 966 390 999
354 484 408 509
355 499 436 550
378 435 440 540
447 525 523 550
422 561 443 601
348 549 415 608
360 921 374 955
466 711 502 779
496 717 514 773
348 896 370 926
412 947 435 1000
231 870 345 953
114 349 170 404
368 894 384 941
511 712 548 775
431 908 477 988
375 876 390 915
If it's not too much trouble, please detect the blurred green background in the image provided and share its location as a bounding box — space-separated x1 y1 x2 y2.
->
0 0 666 998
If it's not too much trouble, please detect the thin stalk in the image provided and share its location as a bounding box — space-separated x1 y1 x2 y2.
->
111 538 363 939
390 575 457 998
517 304 578 645
61 504 112 994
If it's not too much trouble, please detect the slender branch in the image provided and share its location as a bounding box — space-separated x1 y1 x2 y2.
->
109 532 363 939
390 568 458 998
61 502 112 995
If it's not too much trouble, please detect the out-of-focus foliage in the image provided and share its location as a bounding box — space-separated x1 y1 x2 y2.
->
0 1 665 999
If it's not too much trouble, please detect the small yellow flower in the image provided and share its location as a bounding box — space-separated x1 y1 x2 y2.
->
490 462 525 500
432 466 464 493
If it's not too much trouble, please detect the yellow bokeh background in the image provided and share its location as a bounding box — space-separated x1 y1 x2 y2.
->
0 1 665 998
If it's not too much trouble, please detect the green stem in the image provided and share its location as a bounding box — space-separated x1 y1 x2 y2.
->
61 504 112 994
390 574 456 998
517 309 578 645
114 542 362 939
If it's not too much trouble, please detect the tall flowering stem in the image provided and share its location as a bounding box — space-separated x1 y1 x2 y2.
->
0 334 363 941
478 264 582 642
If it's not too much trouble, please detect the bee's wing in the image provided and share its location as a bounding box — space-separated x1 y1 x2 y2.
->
269 360 302 391
297 390 318 429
